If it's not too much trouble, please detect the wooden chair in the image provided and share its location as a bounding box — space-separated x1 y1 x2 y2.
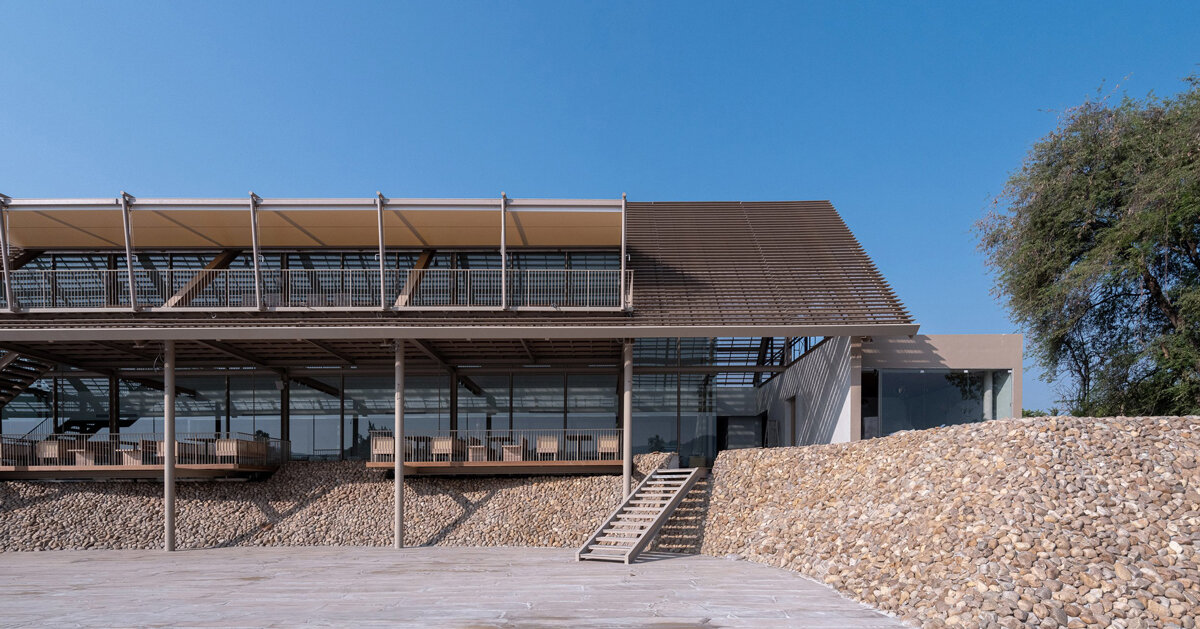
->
535 435 559 461
370 435 395 462
431 437 463 461
597 435 620 460
502 438 527 461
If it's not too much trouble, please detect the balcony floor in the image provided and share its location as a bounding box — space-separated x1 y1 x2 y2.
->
365 459 622 476
0 464 279 481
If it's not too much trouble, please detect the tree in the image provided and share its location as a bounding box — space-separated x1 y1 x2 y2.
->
979 77 1200 416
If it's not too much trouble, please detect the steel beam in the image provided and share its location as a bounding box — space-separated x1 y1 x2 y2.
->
0 342 198 396
0 324 922 342
393 249 435 308
305 339 357 365
163 339 176 552
162 250 241 308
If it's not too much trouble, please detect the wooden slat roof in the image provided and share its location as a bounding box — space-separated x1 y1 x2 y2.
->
0 200 916 341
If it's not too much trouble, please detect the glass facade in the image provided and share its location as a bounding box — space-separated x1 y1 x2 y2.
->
0 336 768 465
862 369 1014 439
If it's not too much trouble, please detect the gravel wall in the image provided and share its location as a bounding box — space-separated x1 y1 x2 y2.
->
0 452 674 551
701 416 1200 628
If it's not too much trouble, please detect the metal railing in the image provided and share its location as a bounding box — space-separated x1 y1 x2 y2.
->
368 428 622 464
2 268 633 311
0 432 290 468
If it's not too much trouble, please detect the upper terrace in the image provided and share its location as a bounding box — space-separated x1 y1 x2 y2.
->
0 194 630 313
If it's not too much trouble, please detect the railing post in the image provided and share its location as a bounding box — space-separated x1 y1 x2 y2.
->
376 192 387 311
120 192 138 311
0 197 15 312
249 192 264 310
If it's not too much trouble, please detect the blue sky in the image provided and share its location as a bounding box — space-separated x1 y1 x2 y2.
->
2 1 1198 410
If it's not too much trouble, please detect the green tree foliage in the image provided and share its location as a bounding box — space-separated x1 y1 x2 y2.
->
979 78 1200 415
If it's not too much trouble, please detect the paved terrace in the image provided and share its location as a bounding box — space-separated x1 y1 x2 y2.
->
0 547 905 628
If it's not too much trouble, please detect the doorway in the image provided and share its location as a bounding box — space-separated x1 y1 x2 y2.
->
717 413 767 451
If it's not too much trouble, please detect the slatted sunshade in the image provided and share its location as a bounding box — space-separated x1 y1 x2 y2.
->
1 197 622 249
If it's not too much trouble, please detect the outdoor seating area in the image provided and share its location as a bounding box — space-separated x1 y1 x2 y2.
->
0 432 289 479
367 428 623 475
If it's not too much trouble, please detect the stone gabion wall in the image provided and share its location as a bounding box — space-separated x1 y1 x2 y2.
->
0 452 674 551
701 416 1200 629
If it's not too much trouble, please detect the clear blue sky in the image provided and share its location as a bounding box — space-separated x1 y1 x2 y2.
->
2 1 1198 411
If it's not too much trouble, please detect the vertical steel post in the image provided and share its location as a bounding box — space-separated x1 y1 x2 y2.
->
120 193 138 310
620 193 627 310
376 192 387 310
0 200 14 312
622 339 634 497
163 340 176 552
249 193 263 310
394 340 405 549
500 193 507 309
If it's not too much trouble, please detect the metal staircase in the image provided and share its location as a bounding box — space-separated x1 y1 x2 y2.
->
577 467 703 564
0 352 55 410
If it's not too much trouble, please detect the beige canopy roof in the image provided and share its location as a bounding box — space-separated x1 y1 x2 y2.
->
0 197 623 249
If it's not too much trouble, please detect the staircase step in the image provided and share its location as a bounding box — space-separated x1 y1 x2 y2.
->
587 544 632 552
596 536 639 543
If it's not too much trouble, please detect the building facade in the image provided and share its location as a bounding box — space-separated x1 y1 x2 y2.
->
0 196 1021 483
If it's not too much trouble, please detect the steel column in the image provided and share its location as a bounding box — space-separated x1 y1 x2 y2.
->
120 193 138 310
620 193 627 310
0 201 14 312
394 340 405 549
622 339 633 497
249 193 263 310
163 340 176 552
376 192 387 310
500 193 507 309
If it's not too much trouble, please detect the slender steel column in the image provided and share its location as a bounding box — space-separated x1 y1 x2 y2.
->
394 340 405 549
622 339 634 497
0 200 15 311
249 193 263 310
163 340 176 552
499 193 507 309
620 193 627 310
376 193 387 310
120 193 138 310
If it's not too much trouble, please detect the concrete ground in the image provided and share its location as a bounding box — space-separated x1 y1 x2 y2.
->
0 547 905 628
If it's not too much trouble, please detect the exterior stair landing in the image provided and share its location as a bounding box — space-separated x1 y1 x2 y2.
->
577 467 703 564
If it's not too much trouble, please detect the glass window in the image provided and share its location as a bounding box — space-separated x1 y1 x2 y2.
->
632 374 677 454
879 370 985 436
344 375 394 459
566 374 618 429
512 373 564 430
678 375 715 466
458 375 511 432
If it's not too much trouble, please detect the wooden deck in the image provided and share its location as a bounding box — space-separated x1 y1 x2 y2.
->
366 459 623 476
0 464 279 480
